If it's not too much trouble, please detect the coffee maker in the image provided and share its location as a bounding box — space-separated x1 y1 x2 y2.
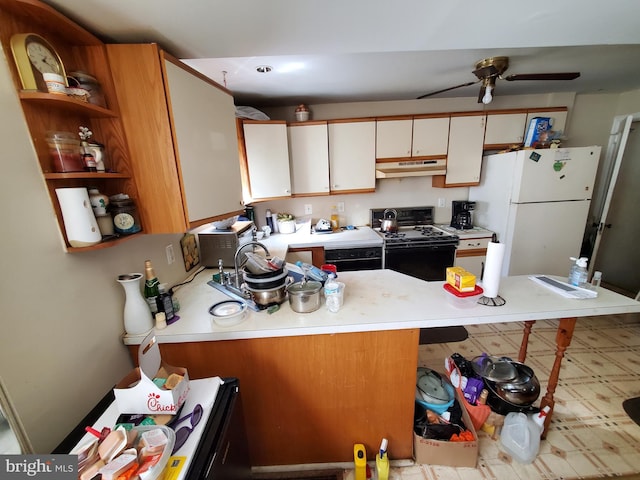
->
450 201 475 230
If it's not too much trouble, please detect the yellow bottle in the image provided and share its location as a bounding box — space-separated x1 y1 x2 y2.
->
330 205 339 231
354 444 366 480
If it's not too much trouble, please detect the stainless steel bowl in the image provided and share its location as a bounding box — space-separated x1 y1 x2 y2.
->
246 284 287 308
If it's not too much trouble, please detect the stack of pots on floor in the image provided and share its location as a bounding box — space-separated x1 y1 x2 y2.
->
472 355 541 415
243 266 289 309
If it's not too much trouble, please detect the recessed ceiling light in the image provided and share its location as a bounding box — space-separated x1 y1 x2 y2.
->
256 65 272 73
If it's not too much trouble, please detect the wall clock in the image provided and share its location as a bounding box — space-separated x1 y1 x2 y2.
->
10 33 68 91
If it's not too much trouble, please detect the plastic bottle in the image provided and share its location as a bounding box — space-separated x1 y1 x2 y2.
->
568 257 589 286
295 261 328 283
144 260 160 314
265 208 274 231
330 205 339 231
324 273 340 312
156 284 175 322
500 406 550 463
591 271 602 289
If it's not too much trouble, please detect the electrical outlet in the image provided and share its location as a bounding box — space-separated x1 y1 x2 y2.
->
337 202 345 213
304 204 313 215
166 244 175 265
438 198 446 208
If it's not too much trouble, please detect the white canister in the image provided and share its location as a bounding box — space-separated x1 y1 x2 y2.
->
55 187 102 247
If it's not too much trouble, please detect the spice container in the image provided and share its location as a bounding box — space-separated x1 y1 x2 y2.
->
110 196 142 235
46 131 84 172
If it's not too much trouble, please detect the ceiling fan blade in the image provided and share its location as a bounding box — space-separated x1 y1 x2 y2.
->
504 72 580 81
417 80 479 100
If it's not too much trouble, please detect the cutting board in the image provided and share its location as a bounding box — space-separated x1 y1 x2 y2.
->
180 233 199 271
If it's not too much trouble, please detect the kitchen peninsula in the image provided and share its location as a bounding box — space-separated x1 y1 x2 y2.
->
122 269 640 467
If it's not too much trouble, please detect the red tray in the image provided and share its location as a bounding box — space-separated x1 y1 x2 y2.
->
443 283 484 297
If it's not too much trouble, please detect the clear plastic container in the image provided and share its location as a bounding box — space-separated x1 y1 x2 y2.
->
500 406 549 463
568 257 589 286
46 131 84 172
69 71 107 108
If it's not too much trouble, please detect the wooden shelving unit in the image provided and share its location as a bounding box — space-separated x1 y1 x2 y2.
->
0 0 143 251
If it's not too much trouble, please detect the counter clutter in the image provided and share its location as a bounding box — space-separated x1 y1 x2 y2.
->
122 269 640 345
120 266 640 466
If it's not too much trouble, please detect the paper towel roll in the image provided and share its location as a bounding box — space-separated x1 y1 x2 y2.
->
482 241 505 298
55 188 102 247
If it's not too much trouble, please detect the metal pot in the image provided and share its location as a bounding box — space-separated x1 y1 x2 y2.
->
287 281 322 313
380 208 398 233
246 284 287 309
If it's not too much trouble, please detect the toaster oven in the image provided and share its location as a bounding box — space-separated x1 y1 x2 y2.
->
198 221 255 267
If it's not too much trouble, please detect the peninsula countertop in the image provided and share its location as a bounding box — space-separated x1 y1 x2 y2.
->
122 269 640 345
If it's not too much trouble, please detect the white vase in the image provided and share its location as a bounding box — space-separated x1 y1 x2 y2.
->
117 273 153 335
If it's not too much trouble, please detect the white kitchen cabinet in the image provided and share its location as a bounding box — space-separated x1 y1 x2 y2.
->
243 121 292 200
288 122 330 196
412 116 450 157
433 114 486 187
164 61 243 222
455 236 492 278
107 45 244 233
328 120 376 193
375 118 412 158
375 116 450 159
484 112 527 147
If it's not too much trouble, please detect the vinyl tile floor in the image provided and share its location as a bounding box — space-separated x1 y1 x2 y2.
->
336 312 640 480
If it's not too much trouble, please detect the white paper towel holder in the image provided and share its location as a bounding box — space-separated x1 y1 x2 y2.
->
477 238 506 306
477 294 506 306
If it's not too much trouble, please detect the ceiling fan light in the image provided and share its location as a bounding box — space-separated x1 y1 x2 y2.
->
482 85 493 104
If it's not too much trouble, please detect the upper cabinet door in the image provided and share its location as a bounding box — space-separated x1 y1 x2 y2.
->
375 119 412 159
412 117 450 157
288 122 330 196
243 121 292 200
328 120 376 193
442 114 486 186
164 60 243 222
484 112 527 147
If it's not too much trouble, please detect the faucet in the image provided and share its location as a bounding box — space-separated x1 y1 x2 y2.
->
233 241 271 289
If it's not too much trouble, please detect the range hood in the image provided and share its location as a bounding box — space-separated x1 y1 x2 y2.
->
375 158 447 179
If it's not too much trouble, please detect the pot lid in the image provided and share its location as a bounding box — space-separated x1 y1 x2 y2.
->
416 368 451 404
287 280 322 294
471 355 518 382
209 300 247 318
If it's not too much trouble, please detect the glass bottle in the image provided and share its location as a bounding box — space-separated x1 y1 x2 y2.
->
144 260 160 314
330 205 339 231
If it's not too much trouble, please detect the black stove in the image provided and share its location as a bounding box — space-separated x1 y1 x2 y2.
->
370 206 459 281
371 207 459 246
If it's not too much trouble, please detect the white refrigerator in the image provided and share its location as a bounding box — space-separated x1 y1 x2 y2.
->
469 146 601 277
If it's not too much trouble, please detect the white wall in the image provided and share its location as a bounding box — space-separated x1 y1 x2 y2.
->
0 46 191 452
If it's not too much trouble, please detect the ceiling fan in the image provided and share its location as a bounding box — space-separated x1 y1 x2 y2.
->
417 56 580 104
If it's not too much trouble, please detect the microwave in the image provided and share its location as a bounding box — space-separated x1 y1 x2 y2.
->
198 220 255 267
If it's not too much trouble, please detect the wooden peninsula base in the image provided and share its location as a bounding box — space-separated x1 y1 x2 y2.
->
129 328 419 466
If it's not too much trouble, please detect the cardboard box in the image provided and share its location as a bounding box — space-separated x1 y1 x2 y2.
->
413 388 478 468
524 117 552 147
114 332 189 414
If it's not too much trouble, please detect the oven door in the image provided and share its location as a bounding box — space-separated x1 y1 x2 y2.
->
384 244 456 281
